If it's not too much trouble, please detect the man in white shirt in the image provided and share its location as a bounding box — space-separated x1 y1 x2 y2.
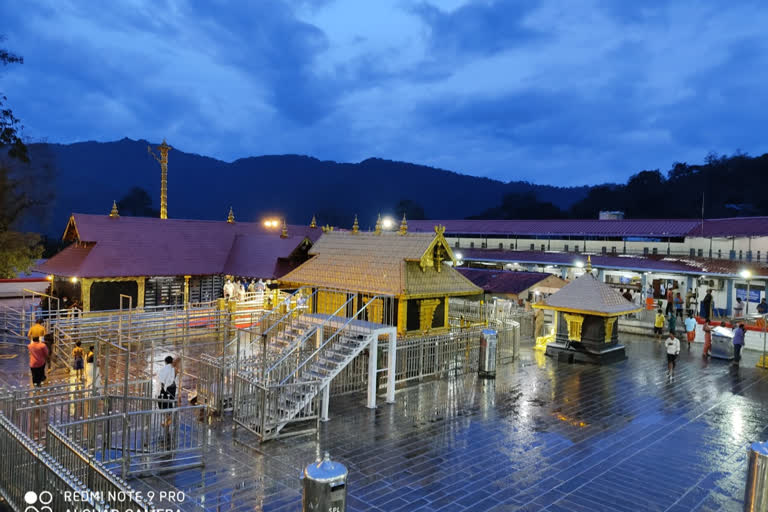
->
157 355 177 409
665 332 681 377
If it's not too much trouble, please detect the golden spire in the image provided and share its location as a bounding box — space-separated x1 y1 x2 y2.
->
586 255 593 273
281 219 288 238
352 214 359 234
227 207 235 224
148 138 173 219
310 215 317 228
398 213 408 235
374 213 382 235
109 200 119 218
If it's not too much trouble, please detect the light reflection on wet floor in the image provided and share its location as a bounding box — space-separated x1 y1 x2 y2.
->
4 335 768 511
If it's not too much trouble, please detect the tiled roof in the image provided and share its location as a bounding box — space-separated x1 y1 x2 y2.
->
37 213 318 278
541 273 639 315
460 249 768 278
457 268 564 295
409 217 768 237
279 232 482 297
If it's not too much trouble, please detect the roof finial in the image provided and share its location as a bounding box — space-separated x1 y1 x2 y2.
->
398 213 408 235
227 206 235 223
586 255 592 273
109 200 119 218
310 215 317 228
281 219 288 238
352 214 359 234
374 213 382 235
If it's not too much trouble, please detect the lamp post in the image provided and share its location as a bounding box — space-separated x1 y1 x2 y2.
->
741 270 753 317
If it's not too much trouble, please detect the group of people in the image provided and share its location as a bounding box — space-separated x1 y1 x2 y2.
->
26 318 98 388
222 278 267 301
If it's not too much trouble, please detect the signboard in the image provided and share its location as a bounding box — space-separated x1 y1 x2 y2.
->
736 288 761 303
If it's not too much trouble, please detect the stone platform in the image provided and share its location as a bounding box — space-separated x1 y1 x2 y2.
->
3 335 768 511
545 341 627 365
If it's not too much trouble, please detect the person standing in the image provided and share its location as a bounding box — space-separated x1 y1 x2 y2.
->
28 337 48 387
757 298 768 315
665 286 674 316
654 309 665 340
684 312 697 349
734 297 745 319
72 340 85 381
665 331 681 377
733 323 746 364
702 319 712 358
667 310 677 336
674 292 684 320
158 355 177 427
701 290 713 319
27 318 45 343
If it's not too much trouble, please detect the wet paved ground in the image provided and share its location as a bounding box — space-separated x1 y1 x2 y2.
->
126 335 768 512
4 335 768 511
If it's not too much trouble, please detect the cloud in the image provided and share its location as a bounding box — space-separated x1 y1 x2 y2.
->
1 0 768 187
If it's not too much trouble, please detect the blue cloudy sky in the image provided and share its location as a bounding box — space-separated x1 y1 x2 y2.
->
2 0 768 185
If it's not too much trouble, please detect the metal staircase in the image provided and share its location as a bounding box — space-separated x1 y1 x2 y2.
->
233 295 396 442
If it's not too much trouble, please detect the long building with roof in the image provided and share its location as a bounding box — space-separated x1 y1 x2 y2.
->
407 216 768 319
37 211 322 311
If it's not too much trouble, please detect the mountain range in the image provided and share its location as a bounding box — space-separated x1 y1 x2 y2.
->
26 138 589 235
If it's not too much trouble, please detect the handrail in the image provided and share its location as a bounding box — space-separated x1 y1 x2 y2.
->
259 287 317 338
265 293 356 382
279 295 387 386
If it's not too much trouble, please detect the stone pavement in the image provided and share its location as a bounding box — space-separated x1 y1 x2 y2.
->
125 335 768 512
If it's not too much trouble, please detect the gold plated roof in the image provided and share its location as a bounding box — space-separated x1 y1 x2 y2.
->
280 231 482 297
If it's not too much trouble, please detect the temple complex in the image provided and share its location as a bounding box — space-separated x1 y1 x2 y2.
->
279 224 482 336
36 209 320 311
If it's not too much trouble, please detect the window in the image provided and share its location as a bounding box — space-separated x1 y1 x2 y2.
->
481 242 487 249
690 248 696 257
470 242 475 248
602 246 607 255
575 245 580 253
718 249 722 259
611 246 617 254
510 243 515 249
499 243 504 249
739 250 743 260
541 244 546 251
652 248 658 255
564 244 569 252
698 249 703 257
758 251 762 261
455 241 460 248
643 247 649 255
530 243 535 251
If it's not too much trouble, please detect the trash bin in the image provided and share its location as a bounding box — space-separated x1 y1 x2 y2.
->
302 452 347 512
711 326 735 360
744 441 768 511
479 328 497 378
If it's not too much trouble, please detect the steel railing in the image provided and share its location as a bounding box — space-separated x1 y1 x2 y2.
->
0 412 108 512
55 405 206 478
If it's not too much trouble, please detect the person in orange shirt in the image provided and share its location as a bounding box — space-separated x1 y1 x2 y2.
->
27 318 45 342
28 337 48 387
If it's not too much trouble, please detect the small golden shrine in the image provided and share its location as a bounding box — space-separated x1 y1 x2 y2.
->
278 226 482 336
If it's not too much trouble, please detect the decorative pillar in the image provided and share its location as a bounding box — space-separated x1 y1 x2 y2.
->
137 277 146 309
398 299 407 336
81 278 94 313
148 139 172 219
183 275 191 309
444 296 450 328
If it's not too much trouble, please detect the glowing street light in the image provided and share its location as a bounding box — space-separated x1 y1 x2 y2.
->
741 269 753 316
70 277 78 283
381 216 394 230
263 218 280 228
575 261 584 269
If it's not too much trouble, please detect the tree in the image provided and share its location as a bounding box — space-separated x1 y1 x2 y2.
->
468 192 565 220
394 199 426 220
0 37 44 278
117 187 160 217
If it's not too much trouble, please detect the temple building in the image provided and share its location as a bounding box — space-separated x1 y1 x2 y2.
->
534 258 641 364
278 224 482 336
456 268 567 303
36 209 321 312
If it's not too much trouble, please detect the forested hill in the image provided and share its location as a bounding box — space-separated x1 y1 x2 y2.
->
24 138 588 234
471 152 768 220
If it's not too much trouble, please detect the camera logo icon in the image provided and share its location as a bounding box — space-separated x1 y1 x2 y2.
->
24 490 53 512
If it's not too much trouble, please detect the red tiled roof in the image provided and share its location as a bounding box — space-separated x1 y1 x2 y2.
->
460 249 768 278
409 217 768 237
456 268 561 295
37 214 320 278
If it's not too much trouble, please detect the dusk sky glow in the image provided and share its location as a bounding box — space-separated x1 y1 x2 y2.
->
2 0 768 185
